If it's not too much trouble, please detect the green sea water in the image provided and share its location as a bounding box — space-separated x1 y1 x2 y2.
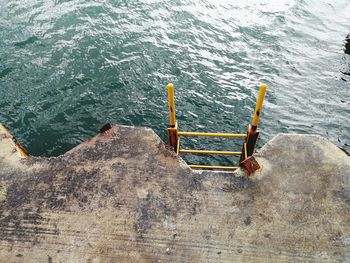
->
0 0 349 166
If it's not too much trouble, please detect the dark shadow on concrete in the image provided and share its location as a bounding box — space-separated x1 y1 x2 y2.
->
1 125 350 262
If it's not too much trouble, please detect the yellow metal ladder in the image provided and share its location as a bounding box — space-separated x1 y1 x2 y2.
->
166 83 267 171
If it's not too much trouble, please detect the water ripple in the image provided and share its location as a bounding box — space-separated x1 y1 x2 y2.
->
0 0 349 164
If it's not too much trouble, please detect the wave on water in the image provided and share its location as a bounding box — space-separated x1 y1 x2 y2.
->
0 0 349 165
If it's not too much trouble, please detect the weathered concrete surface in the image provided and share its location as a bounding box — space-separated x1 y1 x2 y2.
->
0 124 28 169
0 125 350 262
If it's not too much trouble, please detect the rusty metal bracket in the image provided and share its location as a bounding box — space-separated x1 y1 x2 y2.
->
240 156 260 176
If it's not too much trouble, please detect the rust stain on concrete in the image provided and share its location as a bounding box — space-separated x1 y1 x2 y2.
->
0 125 350 262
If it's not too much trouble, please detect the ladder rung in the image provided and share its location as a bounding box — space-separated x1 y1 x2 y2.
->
180 149 241 155
189 165 239 170
178 132 246 138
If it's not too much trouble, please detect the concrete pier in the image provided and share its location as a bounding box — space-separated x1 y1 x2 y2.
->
0 124 350 262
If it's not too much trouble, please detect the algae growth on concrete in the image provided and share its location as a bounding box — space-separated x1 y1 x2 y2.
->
0 124 350 262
